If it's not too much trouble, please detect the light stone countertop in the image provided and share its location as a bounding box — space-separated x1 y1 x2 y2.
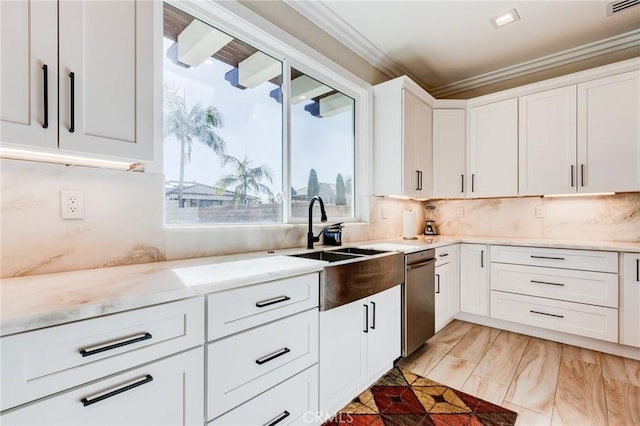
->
1 235 638 337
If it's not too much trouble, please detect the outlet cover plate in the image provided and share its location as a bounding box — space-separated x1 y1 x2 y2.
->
61 190 85 219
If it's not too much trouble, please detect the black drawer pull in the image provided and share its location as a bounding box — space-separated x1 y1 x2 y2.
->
530 255 565 261
255 347 290 365
370 301 376 330
439 253 449 257
42 64 49 128
81 375 152 407
530 310 564 319
531 280 565 287
264 410 290 426
69 72 75 133
363 304 369 333
256 295 291 308
79 332 152 357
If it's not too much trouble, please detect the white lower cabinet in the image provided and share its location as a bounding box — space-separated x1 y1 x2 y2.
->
206 309 319 420
319 285 401 418
490 291 618 342
209 366 318 426
620 253 640 348
1 348 204 426
459 244 489 315
435 245 459 331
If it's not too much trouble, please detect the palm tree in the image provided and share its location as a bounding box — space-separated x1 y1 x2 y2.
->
216 154 274 204
164 84 226 207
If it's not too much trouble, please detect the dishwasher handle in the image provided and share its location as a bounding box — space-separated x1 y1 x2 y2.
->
407 258 436 270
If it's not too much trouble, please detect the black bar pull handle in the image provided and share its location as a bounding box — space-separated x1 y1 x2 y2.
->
42 64 48 129
531 255 565 261
370 301 376 330
461 174 464 193
81 375 153 407
79 332 152 357
580 164 585 187
636 258 639 282
530 310 564 319
255 347 290 365
264 411 291 426
256 295 291 308
415 170 420 190
570 165 574 187
69 72 75 133
480 250 484 268
471 174 475 192
531 280 565 287
439 253 449 258
436 273 440 294
363 304 369 333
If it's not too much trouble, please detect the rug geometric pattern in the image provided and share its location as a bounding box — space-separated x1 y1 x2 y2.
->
323 367 518 426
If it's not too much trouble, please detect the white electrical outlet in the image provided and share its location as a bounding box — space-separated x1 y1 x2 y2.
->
535 206 545 218
61 190 85 219
456 207 464 218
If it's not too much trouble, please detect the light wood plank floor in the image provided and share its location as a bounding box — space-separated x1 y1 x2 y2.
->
398 320 640 426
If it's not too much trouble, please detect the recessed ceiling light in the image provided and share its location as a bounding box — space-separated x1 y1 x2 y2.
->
490 8 521 29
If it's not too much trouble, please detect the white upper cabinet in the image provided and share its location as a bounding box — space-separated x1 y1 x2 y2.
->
467 99 518 197
0 0 58 149
374 77 433 198
0 0 156 162
519 86 577 196
432 109 466 198
577 71 640 193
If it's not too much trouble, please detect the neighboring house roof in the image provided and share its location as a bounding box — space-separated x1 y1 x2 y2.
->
165 181 259 200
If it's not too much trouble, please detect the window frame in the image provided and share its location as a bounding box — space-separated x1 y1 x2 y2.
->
163 0 372 225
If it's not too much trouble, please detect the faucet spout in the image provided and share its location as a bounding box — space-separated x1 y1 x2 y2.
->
307 196 328 249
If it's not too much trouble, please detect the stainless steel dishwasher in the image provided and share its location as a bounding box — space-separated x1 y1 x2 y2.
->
404 248 436 356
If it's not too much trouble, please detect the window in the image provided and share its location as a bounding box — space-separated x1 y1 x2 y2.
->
163 3 357 225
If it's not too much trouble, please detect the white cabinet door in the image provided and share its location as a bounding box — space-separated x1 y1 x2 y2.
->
403 90 431 197
366 286 401 381
58 0 155 160
459 243 490 316
468 99 518 197
319 300 367 417
0 0 58 150
433 109 466 198
435 261 452 331
519 86 577 195
0 348 204 426
577 71 640 193
620 253 640 348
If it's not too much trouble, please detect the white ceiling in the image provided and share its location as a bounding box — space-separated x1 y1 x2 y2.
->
286 1 640 97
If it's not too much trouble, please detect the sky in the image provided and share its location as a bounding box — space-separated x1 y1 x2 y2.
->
163 37 354 202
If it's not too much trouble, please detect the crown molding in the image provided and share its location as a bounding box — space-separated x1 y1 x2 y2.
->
283 0 410 79
283 1 640 98
431 29 640 97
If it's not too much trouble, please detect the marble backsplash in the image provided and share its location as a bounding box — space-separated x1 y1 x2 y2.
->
1 157 637 278
0 159 425 278
428 193 640 242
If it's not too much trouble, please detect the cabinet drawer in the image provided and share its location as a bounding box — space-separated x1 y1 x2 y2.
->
435 245 457 267
1 298 204 411
490 291 618 342
490 263 618 308
490 245 618 273
1 347 204 425
207 273 319 341
207 309 318 420
209 365 318 426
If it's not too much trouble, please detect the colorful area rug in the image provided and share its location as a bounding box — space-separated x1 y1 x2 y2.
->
323 367 518 426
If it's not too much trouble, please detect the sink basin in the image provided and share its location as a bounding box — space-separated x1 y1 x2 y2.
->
290 251 361 263
329 247 390 256
288 248 404 311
